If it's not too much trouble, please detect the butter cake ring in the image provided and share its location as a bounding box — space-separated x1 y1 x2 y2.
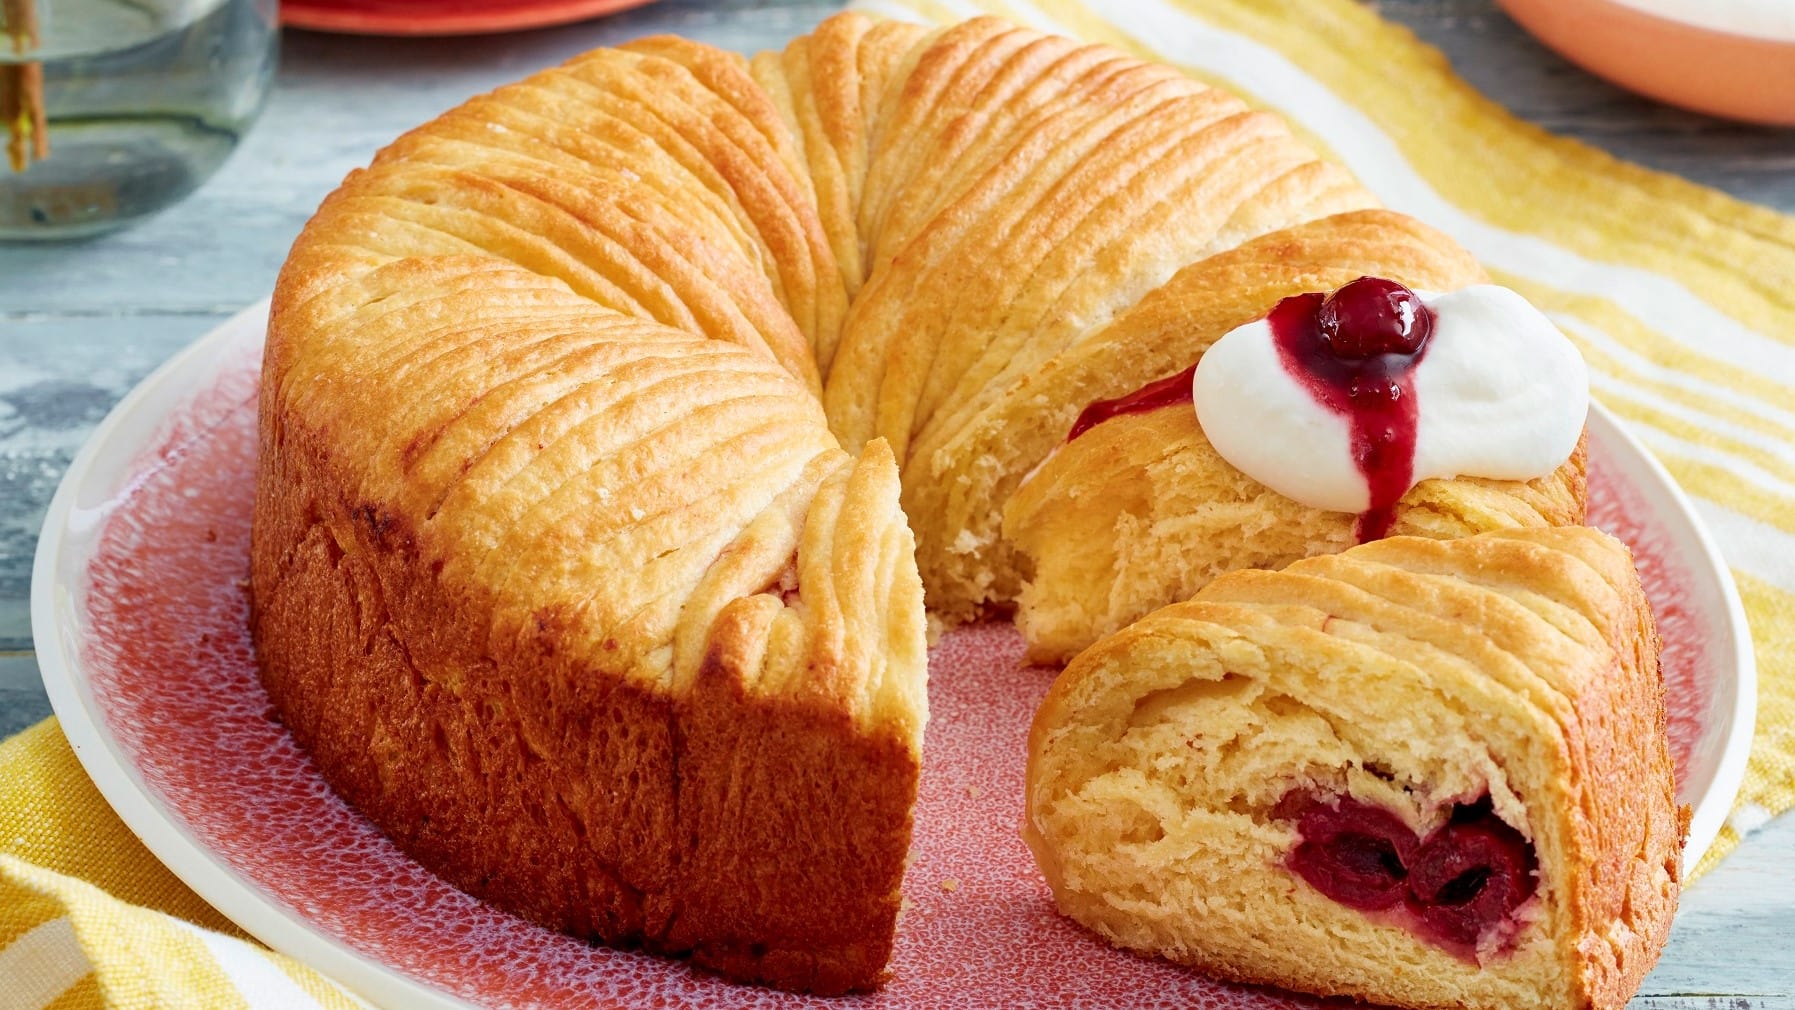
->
252 12 1622 997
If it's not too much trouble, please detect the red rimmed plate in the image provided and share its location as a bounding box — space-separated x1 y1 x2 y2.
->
281 0 657 37
32 301 1756 1008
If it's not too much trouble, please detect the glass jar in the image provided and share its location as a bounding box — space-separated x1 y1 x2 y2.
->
0 0 277 240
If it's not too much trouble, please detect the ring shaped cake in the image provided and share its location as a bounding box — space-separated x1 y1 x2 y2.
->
252 13 1667 1006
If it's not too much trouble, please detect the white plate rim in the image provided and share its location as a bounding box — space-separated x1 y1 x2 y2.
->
31 299 475 1010
1584 384 1758 873
30 300 1758 1008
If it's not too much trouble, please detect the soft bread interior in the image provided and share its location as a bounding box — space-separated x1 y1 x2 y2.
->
1024 528 1681 1010
1007 405 1588 664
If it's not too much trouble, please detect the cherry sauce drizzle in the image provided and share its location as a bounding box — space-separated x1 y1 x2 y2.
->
1066 363 1199 442
1266 289 1430 542
1065 279 1435 543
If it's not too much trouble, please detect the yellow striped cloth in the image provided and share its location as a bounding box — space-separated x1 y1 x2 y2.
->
0 720 367 1009
5 1 1792 1005
855 0 1794 877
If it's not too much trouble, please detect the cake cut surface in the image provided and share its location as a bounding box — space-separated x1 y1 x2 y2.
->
1024 527 1685 1010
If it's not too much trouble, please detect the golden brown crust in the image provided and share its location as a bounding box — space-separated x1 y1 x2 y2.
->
1007 408 1588 665
818 23 1376 620
253 390 920 992
672 604 918 989
251 17 943 989
1362 529 1681 1010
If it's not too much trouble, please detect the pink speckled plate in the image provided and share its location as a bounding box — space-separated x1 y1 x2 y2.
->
32 301 1756 1009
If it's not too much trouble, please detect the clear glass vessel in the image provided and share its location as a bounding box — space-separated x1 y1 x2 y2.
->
0 0 277 241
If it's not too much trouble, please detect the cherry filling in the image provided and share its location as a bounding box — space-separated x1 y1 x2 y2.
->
1406 812 1539 946
1291 801 1417 910
1284 794 1537 952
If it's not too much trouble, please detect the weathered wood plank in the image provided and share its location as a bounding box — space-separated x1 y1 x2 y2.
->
1 311 238 651
1640 815 1795 998
1631 1001 1794 1009
0 655 48 739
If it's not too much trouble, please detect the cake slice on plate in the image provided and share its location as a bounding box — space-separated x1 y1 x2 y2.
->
1024 526 1684 1010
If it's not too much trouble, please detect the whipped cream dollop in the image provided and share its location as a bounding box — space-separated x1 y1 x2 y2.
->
1192 284 1588 520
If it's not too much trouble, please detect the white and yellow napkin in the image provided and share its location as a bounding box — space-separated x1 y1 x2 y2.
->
0 719 367 1009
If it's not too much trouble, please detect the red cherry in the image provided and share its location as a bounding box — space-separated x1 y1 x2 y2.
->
1406 817 1538 946
1316 277 1433 358
1283 791 1539 950
1289 797 1419 911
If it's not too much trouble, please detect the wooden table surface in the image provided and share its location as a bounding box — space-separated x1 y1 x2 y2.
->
1 0 1790 1005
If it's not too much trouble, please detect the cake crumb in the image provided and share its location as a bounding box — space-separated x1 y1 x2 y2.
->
924 611 945 647
940 878 960 893
965 784 982 799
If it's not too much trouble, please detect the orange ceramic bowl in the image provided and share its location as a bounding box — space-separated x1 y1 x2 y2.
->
1498 0 1795 126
